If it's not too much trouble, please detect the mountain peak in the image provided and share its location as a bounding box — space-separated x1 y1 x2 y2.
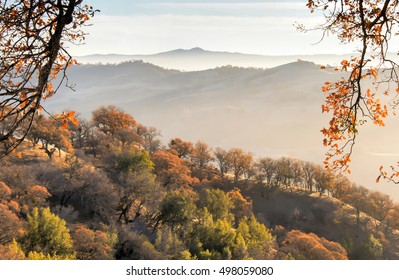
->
155 47 208 56
189 47 205 52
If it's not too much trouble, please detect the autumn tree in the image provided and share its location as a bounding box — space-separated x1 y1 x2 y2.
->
27 114 73 159
92 106 142 147
189 141 214 181
0 240 26 260
168 138 193 159
84 125 106 157
227 188 253 224
73 225 117 260
151 150 197 190
367 191 393 225
280 229 348 260
313 166 335 196
228 148 253 185
385 204 399 232
274 157 294 189
0 203 23 244
137 125 162 154
213 147 232 179
69 117 91 149
0 181 11 201
330 174 352 200
254 157 279 198
0 0 95 157
19 185 51 214
303 1 399 176
301 161 317 193
64 165 116 223
342 185 370 227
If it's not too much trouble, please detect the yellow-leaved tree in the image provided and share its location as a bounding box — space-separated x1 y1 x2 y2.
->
21 207 75 259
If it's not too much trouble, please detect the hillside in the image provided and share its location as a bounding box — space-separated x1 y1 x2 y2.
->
1 138 398 260
43 59 399 201
74 47 353 71
246 186 399 259
74 48 399 71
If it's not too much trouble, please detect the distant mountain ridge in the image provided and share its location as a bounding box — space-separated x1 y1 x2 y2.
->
75 47 357 71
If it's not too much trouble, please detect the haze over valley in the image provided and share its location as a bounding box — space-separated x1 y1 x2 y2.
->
46 48 399 200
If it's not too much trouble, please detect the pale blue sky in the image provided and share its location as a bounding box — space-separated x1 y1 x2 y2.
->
92 0 305 16
69 1 358 56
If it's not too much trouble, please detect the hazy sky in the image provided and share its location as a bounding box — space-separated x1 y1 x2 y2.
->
69 0 360 56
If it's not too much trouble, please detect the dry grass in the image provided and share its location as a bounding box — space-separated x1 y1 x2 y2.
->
3 140 71 168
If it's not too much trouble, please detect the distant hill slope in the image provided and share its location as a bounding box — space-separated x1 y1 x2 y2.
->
75 47 355 71
44 59 399 201
74 48 399 71
45 59 328 154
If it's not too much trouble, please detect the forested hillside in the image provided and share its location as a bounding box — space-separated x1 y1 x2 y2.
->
1 105 398 260
45 60 399 201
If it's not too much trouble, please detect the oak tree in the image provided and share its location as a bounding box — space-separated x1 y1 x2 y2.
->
27 114 73 159
314 165 335 196
0 203 23 244
153 187 198 231
301 161 317 193
73 225 117 260
189 141 214 181
116 170 162 224
281 229 348 260
343 185 370 226
137 125 161 154
304 0 399 177
0 0 95 157
254 157 278 198
367 190 393 224
213 147 232 179
168 138 193 159
227 188 253 224
228 148 253 185
92 106 142 147
151 150 197 190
